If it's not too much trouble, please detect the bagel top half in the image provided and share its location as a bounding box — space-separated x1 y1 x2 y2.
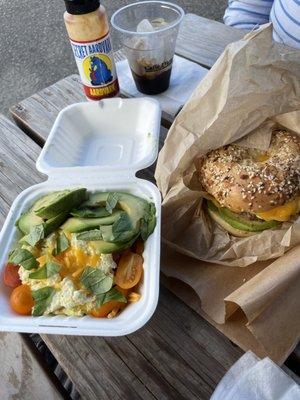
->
199 130 300 220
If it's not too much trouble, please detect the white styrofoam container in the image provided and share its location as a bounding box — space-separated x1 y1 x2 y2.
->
0 98 161 336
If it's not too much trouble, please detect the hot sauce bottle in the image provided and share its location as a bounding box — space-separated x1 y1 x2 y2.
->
63 0 119 101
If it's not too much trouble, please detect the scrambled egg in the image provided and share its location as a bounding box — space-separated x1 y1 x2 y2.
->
44 278 95 316
19 234 117 316
19 267 61 291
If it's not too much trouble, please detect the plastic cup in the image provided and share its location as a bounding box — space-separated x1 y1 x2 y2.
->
111 1 184 95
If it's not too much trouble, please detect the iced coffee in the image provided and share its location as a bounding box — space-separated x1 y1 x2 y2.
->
111 2 184 95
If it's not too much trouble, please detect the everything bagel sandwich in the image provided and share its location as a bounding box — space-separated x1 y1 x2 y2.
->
199 130 300 237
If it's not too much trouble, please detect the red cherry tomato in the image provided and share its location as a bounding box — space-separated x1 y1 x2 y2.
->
3 263 21 288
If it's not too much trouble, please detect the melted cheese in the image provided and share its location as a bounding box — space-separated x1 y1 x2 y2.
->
254 153 269 162
37 255 47 266
256 197 300 222
57 248 101 281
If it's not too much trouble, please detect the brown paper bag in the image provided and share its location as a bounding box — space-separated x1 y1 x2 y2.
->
155 24 300 363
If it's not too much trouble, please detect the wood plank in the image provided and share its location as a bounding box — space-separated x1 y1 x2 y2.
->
0 115 44 216
176 14 247 68
0 332 64 400
0 117 69 399
10 75 86 143
0 116 242 397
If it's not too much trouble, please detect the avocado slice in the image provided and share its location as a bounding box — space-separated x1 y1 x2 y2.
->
207 207 256 237
91 234 139 254
61 210 123 233
71 206 110 218
219 209 264 232
44 212 69 236
17 211 68 236
220 206 279 231
140 202 157 241
17 212 43 235
85 192 156 239
34 188 87 219
100 223 137 243
207 201 279 232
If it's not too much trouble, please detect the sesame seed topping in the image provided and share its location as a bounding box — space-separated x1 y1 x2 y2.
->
199 130 300 213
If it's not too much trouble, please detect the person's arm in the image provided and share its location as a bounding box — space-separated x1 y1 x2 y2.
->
224 0 273 30
270 0 300 49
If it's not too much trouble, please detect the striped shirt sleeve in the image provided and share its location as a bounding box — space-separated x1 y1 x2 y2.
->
270 0 300 48
224 0 273 29
224 0 300 49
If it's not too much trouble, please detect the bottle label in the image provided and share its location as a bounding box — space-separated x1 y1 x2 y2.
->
70 33 119 100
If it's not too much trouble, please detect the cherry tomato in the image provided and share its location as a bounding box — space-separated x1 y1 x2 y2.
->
3 263 21 288
90 300 125 318
10 284 34 315
115 251 143 289
90 286 128 318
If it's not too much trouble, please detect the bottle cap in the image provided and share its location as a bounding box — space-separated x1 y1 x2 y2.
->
64 0 100 15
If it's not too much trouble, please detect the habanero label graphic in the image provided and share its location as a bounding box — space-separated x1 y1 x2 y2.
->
70 34 119 100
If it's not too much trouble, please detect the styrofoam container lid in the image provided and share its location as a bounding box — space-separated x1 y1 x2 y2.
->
37 98 161 176
0 97 162 336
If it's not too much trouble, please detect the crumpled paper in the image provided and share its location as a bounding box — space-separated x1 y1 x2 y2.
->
211 351 300 400
155 24 300 363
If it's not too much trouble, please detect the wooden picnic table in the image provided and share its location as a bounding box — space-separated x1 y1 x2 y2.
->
1 13 298 399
